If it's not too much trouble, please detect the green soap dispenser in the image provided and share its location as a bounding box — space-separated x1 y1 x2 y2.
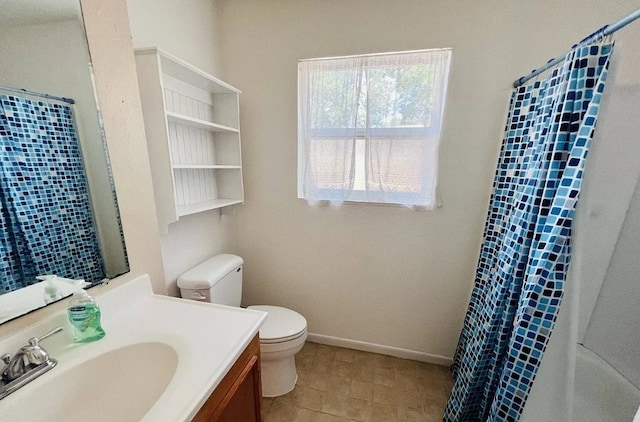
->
67 289 106 343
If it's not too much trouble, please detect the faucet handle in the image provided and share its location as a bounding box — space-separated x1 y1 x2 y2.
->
27 326 63 347
22 327 63 367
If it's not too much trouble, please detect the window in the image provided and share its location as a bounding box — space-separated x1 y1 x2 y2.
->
297 49 451 208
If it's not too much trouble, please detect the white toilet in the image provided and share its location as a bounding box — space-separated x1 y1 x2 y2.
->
177 254 307 397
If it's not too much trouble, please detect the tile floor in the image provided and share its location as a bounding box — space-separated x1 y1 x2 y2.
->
261 342 454 422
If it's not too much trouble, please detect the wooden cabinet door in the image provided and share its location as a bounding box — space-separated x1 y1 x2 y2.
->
193 334 262 422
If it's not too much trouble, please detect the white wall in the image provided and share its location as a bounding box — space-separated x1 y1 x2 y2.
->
126 0 235 296
217 0 640 359
126 0 223 76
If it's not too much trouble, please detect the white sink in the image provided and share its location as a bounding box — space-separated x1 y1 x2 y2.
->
1 342 178 422
0 274 266 421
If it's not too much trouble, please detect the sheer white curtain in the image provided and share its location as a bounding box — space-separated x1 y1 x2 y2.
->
297 57 363 203
298 49 451 207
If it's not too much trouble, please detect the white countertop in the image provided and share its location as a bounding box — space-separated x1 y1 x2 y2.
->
0 274 267 421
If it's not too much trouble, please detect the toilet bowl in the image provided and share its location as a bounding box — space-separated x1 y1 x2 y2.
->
248 305 307 397
177 254 308 398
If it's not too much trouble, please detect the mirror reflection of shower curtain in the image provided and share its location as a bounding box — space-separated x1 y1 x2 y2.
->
0 94 105 294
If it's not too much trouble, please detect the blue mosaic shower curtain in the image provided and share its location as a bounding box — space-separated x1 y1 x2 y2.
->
444 41 614 422
0 95 105 294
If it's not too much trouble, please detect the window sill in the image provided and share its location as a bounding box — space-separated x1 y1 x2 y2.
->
296 197 440 210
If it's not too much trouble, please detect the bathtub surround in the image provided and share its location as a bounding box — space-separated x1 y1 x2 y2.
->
573 345 640 422
445 40 614 420
582 178 640 387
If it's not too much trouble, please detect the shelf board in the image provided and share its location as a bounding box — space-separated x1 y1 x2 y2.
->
172 164 241 170
166 111 239 133
177 199 243 217
135 47 242 95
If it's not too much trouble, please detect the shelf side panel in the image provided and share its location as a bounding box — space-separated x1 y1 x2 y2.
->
134 53 179 227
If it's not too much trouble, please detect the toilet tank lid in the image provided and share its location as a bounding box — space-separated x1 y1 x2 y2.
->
177 254 244 289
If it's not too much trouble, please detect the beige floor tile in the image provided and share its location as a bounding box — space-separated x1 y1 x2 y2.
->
392 357 418 371
321 392 350 418
423 379 446 402
373 366 396 387
316 344 338 360
331 360 357 379
396 372 424 392
327 375 352 396
298 386 327 412
299 342 318 357
350 379 374 401
275 385 305 407
284 343 451 422
311 356 335 374
398 405 428 422
423 394 446 419
354 350 380 367
373 383 397 405
347 397 373 422
316 413 352 422
291 408 353 422
262 397 275 419
266 400 295 422
376 355 398 370
371 402 398 422
298 369 330 391
296 354 315 371
396 387 423 409
352 363 375 383
334 347 356 363
291 407 321 422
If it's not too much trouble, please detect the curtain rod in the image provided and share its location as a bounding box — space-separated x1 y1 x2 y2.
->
299 47 452 63
0 84 75 105
513 8 640 88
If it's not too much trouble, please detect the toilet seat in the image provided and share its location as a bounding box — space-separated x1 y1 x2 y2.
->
248 305 307 344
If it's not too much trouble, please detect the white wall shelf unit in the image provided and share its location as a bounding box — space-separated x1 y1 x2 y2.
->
134 47 243 230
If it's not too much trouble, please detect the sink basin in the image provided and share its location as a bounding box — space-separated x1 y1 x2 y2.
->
0 274 266 421
1 342 178 422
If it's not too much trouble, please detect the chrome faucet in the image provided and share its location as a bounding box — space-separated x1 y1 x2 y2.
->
0 326 63 400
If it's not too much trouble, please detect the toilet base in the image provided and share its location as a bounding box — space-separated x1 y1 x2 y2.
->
260 355 298 397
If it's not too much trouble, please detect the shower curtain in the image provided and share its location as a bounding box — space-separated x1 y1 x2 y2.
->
444 41 614 421
0 95 105 294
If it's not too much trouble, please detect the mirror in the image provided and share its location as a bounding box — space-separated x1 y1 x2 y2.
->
0 0 129 323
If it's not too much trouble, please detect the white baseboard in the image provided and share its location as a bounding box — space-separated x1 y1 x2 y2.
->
306 333 453 367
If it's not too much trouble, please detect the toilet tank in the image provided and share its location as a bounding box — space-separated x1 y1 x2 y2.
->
177 254 243 306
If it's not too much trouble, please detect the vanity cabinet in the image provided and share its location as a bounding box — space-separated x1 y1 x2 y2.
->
134 48 243 231
193 334 262 422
